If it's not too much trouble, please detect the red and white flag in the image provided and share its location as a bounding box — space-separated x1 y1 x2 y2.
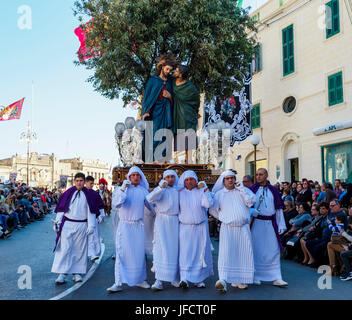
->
0 98 24 122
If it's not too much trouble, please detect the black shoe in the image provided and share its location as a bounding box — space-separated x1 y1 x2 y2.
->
308 262 319 268
340 272 352 281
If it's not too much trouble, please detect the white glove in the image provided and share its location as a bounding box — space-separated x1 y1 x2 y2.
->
98 215 104 224
120 180 131 192
159 179 168 188
279 228 286 235
250 208 260 217
53 212 64 232
198 181 208 191
236 181 245 190
86 226 95 235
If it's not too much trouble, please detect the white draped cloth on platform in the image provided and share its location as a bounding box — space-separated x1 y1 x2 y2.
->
178 170 214 283
111 166 152 286
251 186 287 282
51 190 96 274
146 169 180 282
209 170 257 284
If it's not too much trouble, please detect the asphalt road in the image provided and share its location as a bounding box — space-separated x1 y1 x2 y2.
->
1 213 352 300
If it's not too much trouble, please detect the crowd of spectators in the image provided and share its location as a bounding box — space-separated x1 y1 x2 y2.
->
275 178 352 282
207 176 352 282
0 182 60 240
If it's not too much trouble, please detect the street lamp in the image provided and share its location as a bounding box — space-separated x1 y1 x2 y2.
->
115 117 145 166
19 121 38 186
250 134 260 183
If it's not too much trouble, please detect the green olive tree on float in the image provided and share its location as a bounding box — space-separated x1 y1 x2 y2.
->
73 0 257 106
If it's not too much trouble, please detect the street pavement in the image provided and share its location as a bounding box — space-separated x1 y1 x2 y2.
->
1 213 352 300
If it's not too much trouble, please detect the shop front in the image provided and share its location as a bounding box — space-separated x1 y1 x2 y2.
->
321 141 352 183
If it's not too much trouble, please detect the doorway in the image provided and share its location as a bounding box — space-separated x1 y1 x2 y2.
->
290 158 299 182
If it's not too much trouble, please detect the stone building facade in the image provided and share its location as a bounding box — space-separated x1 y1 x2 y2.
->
0 152 111 188
226 0 352 183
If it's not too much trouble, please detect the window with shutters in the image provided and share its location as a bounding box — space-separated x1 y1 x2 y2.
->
282 24 294 76
251 104 260 129
253 43 262 73
326 0 340 38
328 72 343 106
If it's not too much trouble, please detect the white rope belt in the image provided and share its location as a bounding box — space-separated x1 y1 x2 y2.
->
119 219 143 224
179 220 206 226
158 212 179 217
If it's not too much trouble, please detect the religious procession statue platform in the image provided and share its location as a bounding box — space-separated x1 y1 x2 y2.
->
112 163 221 189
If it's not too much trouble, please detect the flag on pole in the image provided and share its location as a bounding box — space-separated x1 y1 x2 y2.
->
0 98 24 122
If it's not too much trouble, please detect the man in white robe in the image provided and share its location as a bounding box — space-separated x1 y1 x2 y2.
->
51 173 97 284
85 176 105 261
178 170 214 288
249 168 288 287
107 166 152 293
209 170 257 292
146 169 180 290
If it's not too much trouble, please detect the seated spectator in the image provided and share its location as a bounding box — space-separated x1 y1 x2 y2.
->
329 199 347 225
296 181 312 205
208 214 219 239
339 216 352 281
340 184 352 209
316 186 326 203
295 183 302 203
0 190 5 205
0 207 12 239
322 182 336 204
282 203 312 247
334 179 342 199
304 202 334 268
327 213 350 276
7 208 22 230
16 204 29 226
297 203 323 262
29 202 44 220
282 184 294 203
290 182 298 199
283 200 298 229
5 189 16 210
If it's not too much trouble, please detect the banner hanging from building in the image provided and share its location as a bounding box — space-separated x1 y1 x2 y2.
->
59 175 68 189
9 173 17 184
0 98 24 122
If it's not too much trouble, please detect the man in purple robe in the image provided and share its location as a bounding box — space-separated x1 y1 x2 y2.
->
51 172 99 284
249 168 288 287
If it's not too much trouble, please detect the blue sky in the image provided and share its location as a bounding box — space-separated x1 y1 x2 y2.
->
0 0 263 165
0 0 137 166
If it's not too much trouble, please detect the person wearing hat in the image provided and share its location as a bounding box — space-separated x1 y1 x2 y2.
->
147 169 180 291
177 170 214 289
209 170 256 292
107 166 154 293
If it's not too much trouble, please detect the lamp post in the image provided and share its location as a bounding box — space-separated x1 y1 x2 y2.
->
115 117 145 166
19 121 38 186
249 134 260 183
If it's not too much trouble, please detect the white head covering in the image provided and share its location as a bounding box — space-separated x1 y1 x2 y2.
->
127 166 149 190
163 169 179 188
177 170 198 190
212 170 236 194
